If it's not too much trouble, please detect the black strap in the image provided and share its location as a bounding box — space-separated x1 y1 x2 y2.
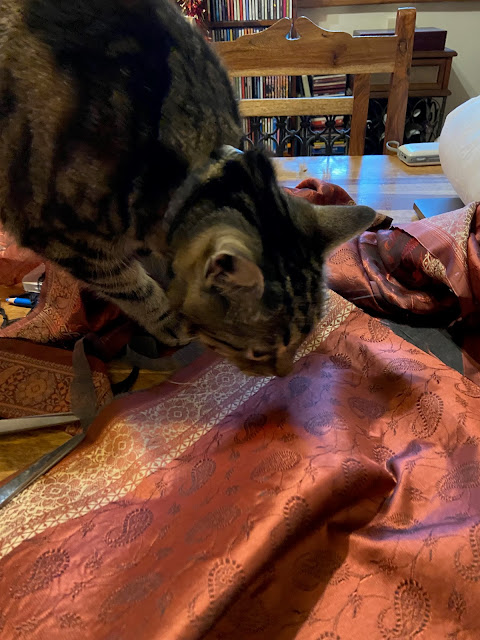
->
124 339 205 372
71 337 103 429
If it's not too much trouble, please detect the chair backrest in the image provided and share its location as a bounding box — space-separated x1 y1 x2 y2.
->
214 8 416 155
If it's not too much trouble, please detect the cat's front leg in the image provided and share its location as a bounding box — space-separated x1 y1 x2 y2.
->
90 260 192 347
53 249 191 346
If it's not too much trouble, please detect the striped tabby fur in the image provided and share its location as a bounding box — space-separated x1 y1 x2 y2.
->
0 0 375 376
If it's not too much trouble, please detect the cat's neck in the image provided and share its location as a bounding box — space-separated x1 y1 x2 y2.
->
162 146 243 241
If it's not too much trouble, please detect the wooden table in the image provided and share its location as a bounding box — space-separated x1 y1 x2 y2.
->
1 155 457 482
273 154 457 224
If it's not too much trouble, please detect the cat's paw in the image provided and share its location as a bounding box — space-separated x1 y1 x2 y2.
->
156 313 192 347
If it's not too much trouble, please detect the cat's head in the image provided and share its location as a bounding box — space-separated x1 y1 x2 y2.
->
169 151 375 377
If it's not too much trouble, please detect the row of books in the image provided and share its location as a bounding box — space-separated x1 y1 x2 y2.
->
207 0 292 23
313 73 347 96
242 118 279 153
311 139 347 156
211 26 263 41
300 73 347 98
232 75 290 100
311 116 345 130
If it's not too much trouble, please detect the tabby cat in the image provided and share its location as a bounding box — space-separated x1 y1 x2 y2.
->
0 0 375 377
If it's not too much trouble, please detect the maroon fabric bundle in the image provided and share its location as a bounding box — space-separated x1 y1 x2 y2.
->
326 201 480 383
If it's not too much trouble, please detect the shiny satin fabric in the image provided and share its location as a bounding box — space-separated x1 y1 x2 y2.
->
2 185 480 638
327 201 480 385
1 290 480 638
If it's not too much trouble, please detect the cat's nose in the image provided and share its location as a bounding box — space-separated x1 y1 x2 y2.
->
273 345 295 377
274 360 294 378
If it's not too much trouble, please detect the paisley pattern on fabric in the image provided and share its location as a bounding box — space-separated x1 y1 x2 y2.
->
2 188 480 638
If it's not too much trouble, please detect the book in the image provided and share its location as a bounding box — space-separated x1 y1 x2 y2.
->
413 197 464 219
312 74 347 97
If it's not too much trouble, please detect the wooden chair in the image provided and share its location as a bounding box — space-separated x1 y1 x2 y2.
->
214 8 416 155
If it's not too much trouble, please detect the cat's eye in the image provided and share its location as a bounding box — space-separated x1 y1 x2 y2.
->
250 349 270 360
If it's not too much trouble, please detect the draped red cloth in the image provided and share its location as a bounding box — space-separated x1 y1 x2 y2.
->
326 200 480 385
1 181 480 639
0 262 132 354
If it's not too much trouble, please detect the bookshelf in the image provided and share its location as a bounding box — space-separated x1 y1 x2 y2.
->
178 2 455 156
203 0 349 156
205 1 297 32
209 20 278 28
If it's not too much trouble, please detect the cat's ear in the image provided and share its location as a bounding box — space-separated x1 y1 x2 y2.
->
288 196 376 252
205 251 264 299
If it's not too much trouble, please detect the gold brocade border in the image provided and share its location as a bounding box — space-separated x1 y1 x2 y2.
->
0 350 110 418
422 252 448 283
424 201 476 271
0 264 83 343
0 291 354 559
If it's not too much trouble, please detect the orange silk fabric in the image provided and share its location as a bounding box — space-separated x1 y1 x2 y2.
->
2 186 480 638
1 291 480 639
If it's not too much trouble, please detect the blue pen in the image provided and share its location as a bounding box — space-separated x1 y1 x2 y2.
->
6 297 33 308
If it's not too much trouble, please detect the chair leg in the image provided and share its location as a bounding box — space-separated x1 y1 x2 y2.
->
383 7 416 153
349 74 370 156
